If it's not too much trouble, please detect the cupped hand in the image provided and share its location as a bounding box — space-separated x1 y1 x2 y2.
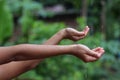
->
63 26 90 41
71 44 105 62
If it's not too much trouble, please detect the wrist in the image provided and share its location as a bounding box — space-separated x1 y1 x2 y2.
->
60 45 76 55
58 29 67 39
69 44 86 56
69 44 79 55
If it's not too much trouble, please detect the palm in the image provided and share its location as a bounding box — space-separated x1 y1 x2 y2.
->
65 26 89 41
73 44 105 62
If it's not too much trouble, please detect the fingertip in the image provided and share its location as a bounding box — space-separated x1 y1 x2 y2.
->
94 47 101 51
102 50 105 53
86 26 90 30
99 50 105 57
97 47 104 50
86 26 89 28
92 47 99 51
89 50 99 58
99 50 105 55
84 26 90 34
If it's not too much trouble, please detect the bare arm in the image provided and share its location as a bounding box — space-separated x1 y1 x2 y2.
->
0 28 66 80
0 27 89 79
0 44 104 80
0 44 104 64
0 30 66 64
0 26 105 80
0 26 90 64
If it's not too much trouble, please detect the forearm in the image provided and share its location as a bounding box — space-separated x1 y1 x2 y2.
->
13 44 72 61
0 30 65 80
44 29 65 45
0 45 72 80
0 45 71 65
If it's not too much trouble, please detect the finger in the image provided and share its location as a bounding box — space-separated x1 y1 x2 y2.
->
83 26 90 35
92 47 104 51
92 47 101 51
83 54 97 62
73 31 85 36
85 49 105 62
86 56 97 62
95 48 105 53
72 36 85 40
93 49 105 58
98 49 105 56
77 32 85 36
77 36 86 39
72 29 85 36
66 28 85 36
75 52 97 62
86 50 100 58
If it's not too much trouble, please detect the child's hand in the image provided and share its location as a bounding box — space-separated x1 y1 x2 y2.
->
62 26 89 41
71 44 105 62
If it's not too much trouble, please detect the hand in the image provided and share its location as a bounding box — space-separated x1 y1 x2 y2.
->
71 44 105 62
62 26 89 41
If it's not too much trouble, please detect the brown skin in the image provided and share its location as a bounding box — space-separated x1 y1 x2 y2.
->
0 27 65 80
0 26 104 80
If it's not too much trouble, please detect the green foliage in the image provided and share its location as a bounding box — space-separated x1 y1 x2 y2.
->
29 21 66 43
0 0 120 80
19 33 120 80
0 0 13 45
18 0 43 34
76 17 87 30
18 20 120 80
106 22 120 40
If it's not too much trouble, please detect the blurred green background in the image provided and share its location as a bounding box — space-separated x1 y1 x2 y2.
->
0 0 120 80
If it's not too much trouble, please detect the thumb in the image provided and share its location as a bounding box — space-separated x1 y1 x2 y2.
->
83 26 90 35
